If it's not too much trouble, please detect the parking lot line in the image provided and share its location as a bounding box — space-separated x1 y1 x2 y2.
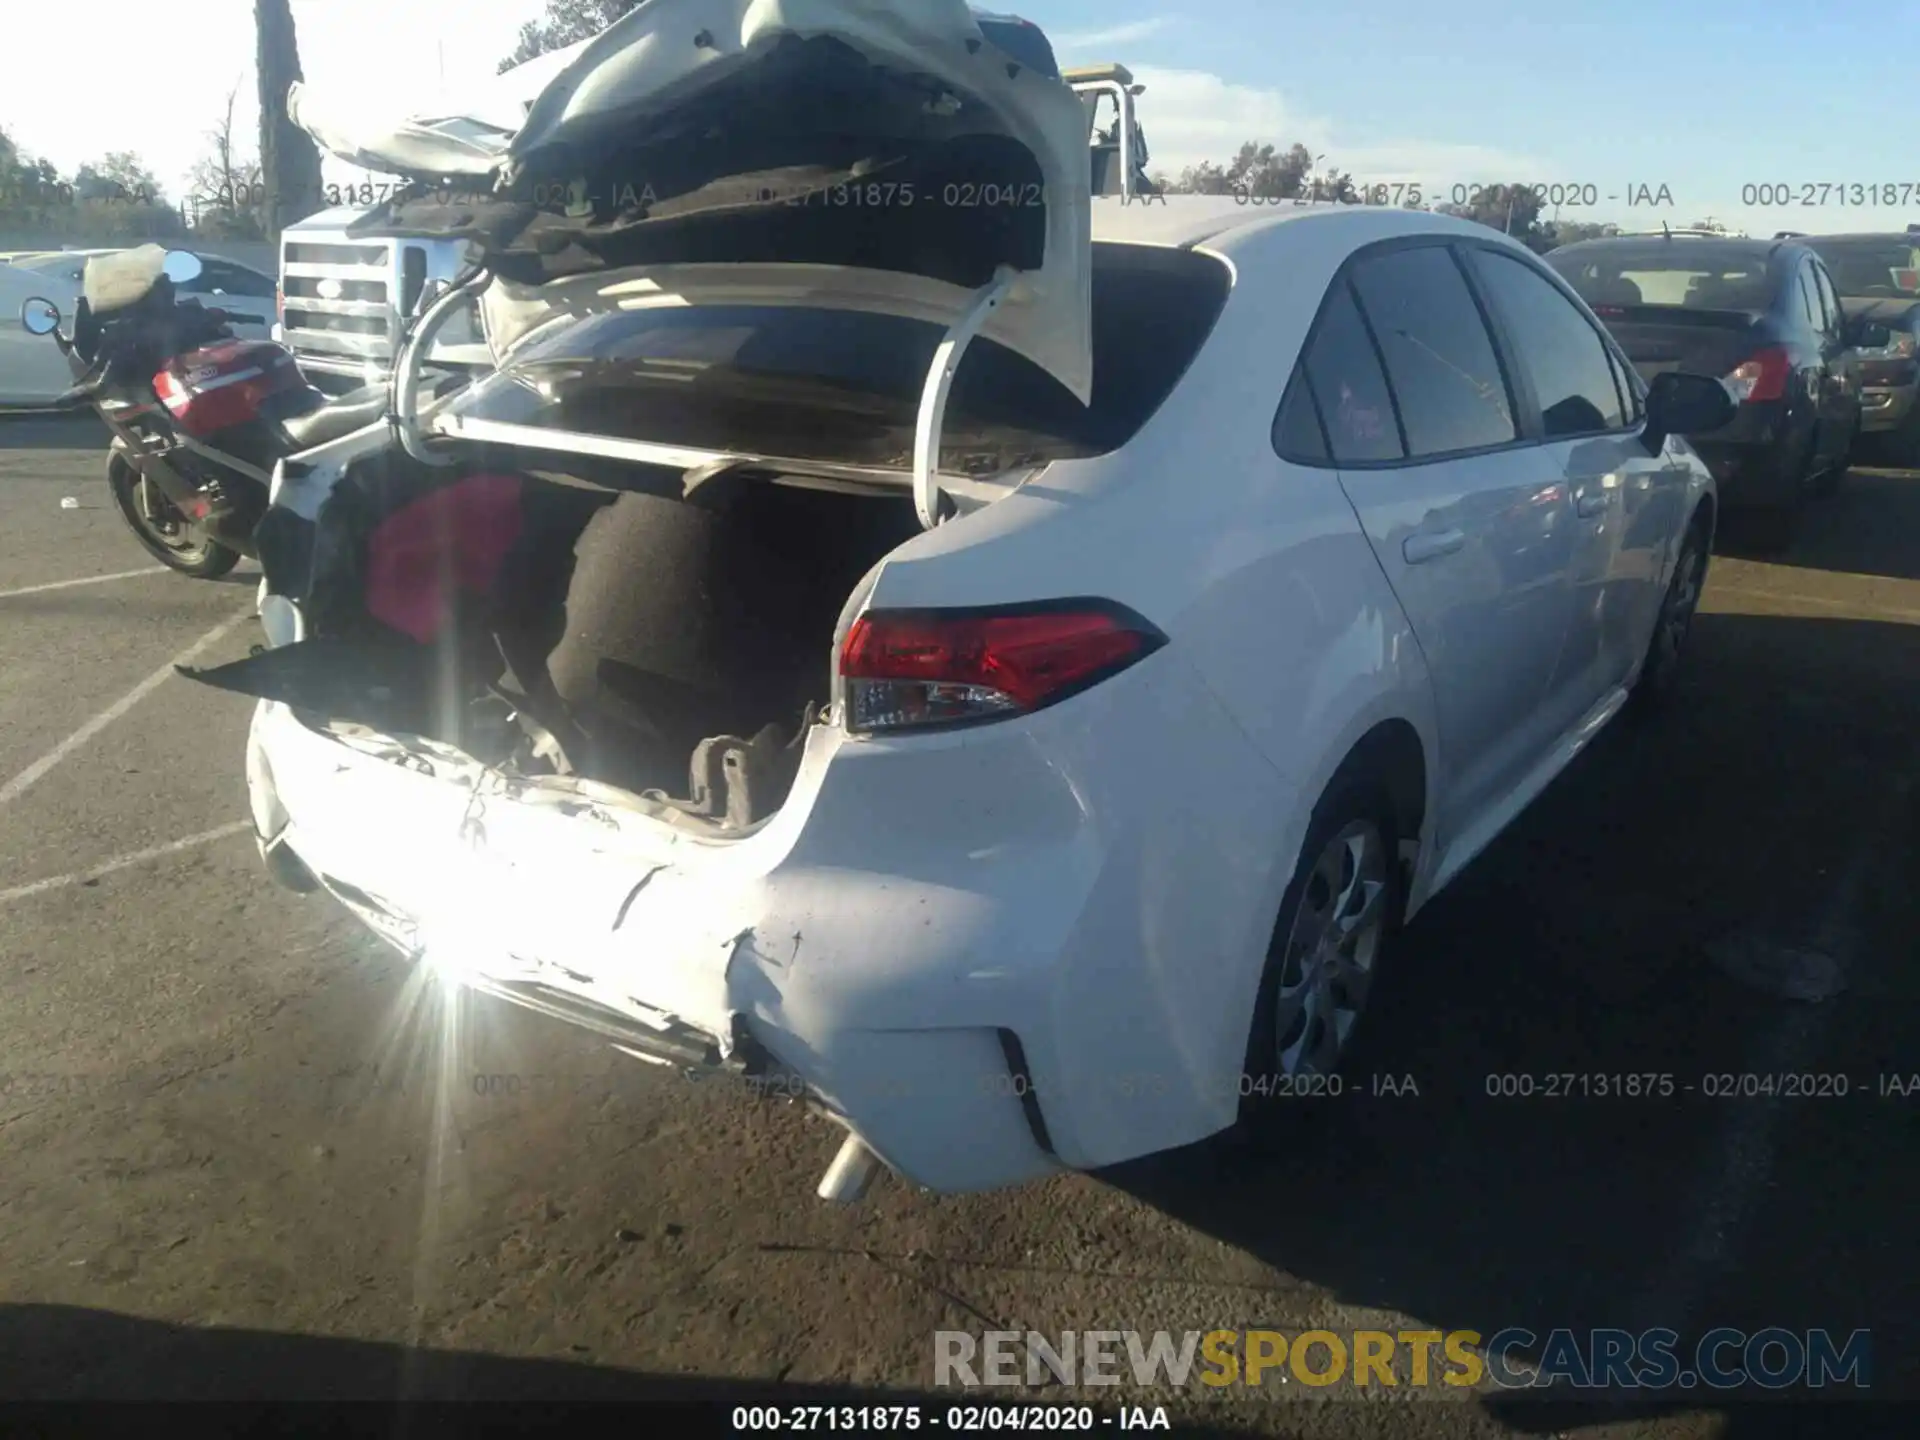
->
0 821 250 906
0 566 167 601
0 608 253 811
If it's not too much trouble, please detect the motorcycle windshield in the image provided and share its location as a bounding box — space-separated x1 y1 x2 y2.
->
338 0 1094 401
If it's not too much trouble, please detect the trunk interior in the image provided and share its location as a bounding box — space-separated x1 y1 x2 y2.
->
215 457 925 833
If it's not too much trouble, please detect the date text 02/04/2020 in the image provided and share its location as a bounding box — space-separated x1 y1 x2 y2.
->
1482 1073 1920 1099
730 1404 1172 1431
1233 182 1676 209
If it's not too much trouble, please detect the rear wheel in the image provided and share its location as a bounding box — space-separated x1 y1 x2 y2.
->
1234 775 1402 1143
1888 406 1920 470
1811 412 1858 497
1744 430 1815 552
1630 514 1709 713
107 454 241 579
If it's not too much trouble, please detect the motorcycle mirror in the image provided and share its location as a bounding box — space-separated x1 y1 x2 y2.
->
160 250 204 285
20 297 61 335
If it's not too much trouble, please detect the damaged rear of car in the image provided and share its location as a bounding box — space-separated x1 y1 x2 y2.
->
196 0 1260 1199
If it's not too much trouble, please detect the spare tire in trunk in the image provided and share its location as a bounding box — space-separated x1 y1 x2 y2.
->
546 491 808 758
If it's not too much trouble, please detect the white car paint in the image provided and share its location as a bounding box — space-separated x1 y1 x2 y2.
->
244 194 1716 1197
0 260 82 407
12 251 277 343
288 38 592 176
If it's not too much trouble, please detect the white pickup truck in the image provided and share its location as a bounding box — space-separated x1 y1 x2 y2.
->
277 29 1155 396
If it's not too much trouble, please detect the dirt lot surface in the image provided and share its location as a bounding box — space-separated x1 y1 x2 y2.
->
3 413 1916 1437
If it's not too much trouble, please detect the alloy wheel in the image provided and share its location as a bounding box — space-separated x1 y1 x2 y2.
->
1270 818 1390 1076
1653 537 1706 675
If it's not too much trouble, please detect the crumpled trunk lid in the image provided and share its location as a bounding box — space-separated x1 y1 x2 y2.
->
311 0 1095 402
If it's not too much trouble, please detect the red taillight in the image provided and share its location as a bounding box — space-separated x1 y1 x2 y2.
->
839 601 1165 733
1723 346 1790 404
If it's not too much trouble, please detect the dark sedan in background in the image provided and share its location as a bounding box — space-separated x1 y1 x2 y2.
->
1546 234 1864 548
1801 231 1920 464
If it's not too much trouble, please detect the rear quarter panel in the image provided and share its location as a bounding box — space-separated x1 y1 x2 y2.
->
853 213 1445 1153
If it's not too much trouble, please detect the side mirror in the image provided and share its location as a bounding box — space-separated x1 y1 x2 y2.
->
160 249 204 285
1643 370 1736 453
1850 321 1893 349
20 297 61 335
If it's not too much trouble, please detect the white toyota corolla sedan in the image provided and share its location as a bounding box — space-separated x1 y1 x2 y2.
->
197 0 1733 1203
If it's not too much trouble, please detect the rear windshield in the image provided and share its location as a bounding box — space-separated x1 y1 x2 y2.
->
1804 238 1920 298
446 244 1231 474
1546 245 1774 311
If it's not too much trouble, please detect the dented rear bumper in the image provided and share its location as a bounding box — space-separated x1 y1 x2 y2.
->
245 618 1296 1197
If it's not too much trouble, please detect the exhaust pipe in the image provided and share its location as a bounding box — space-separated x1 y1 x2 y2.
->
817 1132 884 1204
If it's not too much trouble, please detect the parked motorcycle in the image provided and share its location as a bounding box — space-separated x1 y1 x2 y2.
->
18 245 383 579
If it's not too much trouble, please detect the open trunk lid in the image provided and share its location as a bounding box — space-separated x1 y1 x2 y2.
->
287 40 593 177
1590 304 1768 382
311 0 1095 402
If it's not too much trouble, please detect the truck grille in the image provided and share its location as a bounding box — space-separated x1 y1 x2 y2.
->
282 238 396 373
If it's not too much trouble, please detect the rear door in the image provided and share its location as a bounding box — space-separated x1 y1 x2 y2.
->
1463 243 1679 699
1305 240 1576 834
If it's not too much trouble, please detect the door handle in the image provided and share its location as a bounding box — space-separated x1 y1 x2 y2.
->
1575 491 1608 518
1402 528 1466 564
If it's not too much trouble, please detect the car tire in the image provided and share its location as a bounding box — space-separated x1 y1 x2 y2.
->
1811 417 1856 497
1630 513 1710 714
1891 407 1920 470
1232 772 1403 1145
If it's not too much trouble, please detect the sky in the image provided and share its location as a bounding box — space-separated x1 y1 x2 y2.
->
3 0 1917 238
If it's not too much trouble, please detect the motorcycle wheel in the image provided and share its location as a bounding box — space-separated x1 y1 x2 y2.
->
107 454 242 580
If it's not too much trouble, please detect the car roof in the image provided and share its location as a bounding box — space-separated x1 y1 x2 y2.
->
1552 234 1791 255
1800 231 1920 244
1090 196 1502 253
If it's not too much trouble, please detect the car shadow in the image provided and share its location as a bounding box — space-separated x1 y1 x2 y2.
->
0 1301 1269 1431
1713 464 1920 580
0 410 108 450
1104 609 1920 1425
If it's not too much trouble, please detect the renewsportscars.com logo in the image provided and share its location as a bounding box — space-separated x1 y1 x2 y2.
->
935 1328 1872 1391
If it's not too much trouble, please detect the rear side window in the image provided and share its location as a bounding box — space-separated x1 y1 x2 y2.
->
1299 283 1403 462
1467 248 1625 437
1796 267 1822 331
1605 343 1642 423
1272 373 1329 462
447 243 1231 471
1813 264 1842 329
1349 246 1516 457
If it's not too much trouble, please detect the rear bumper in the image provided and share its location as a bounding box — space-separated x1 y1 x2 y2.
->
245 639 1295 1195
1688 401 1802 506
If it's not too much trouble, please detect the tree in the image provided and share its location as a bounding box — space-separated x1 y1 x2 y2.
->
1543 219 1620 249
1165 160 1233 196
1437 182 1547 245
64 152 184 242
500 0 639 71
256 0 324 233
188 84 268 239
73 152 163 205
1156 140 1365 201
